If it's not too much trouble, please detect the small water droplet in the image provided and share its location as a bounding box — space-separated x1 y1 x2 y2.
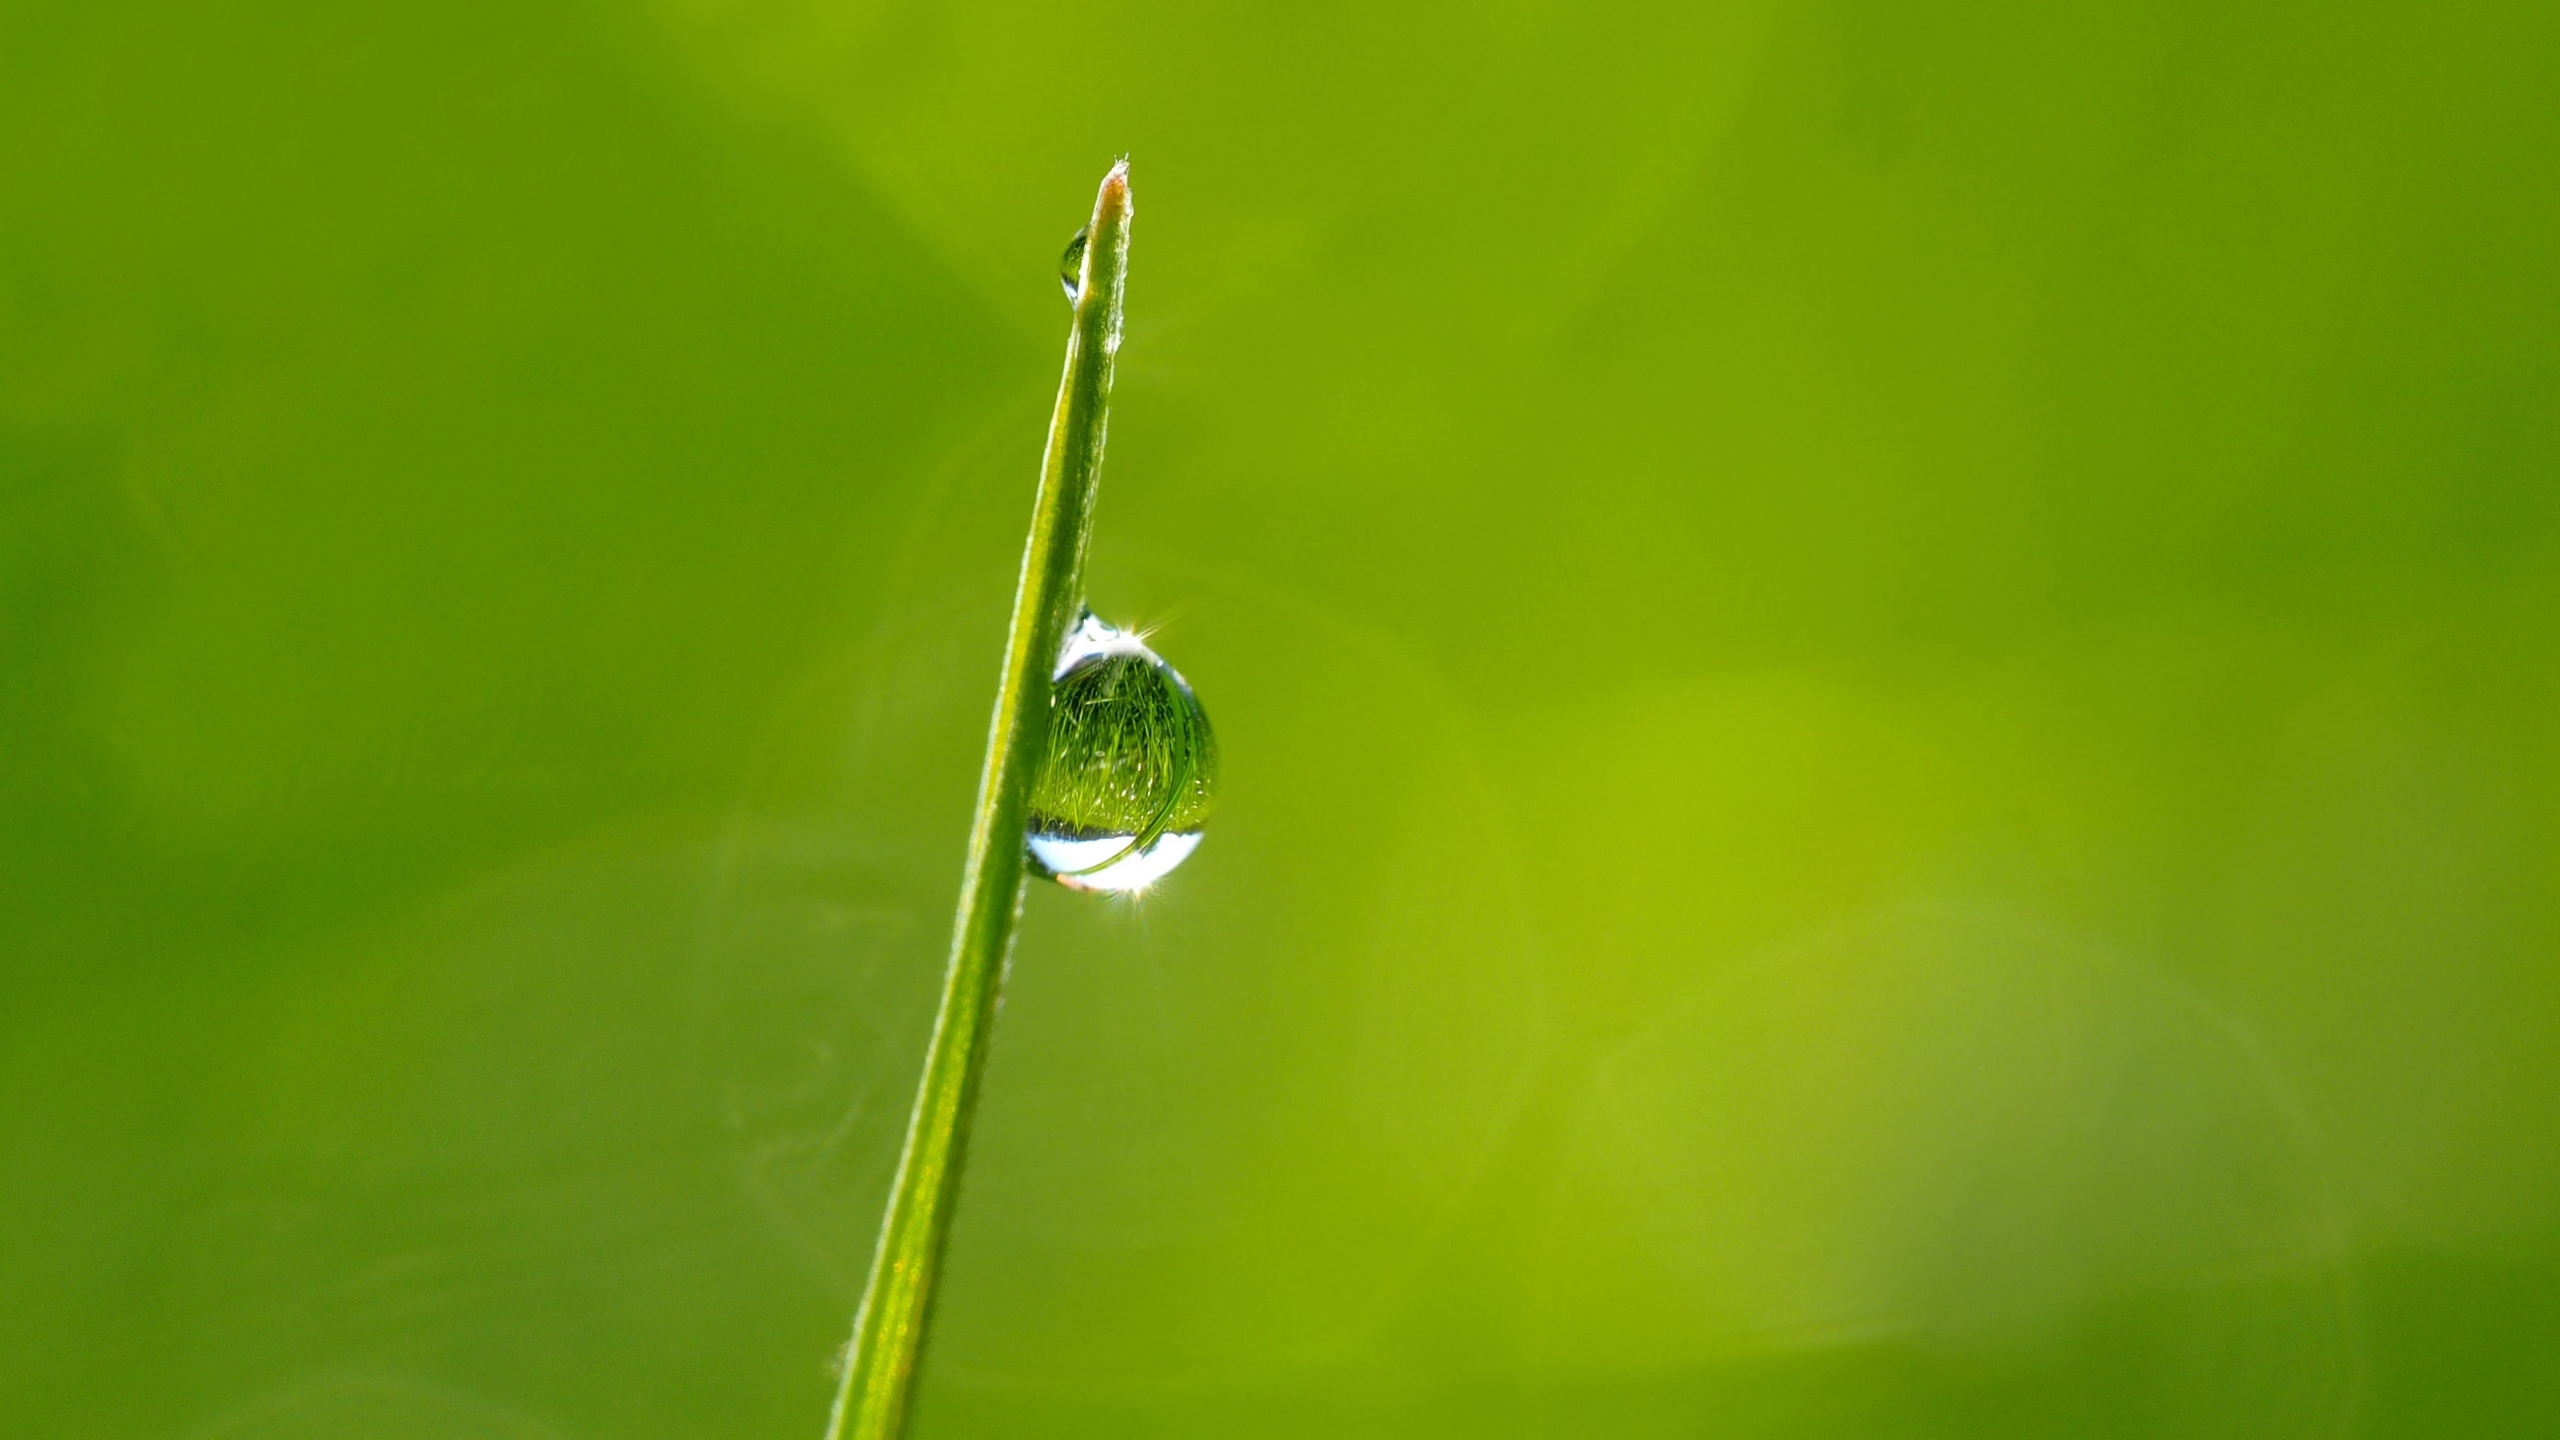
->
1027 611 1217 892
1059 225 1089 303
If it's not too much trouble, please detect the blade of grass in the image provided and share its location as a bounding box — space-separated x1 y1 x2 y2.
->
823 160 1134 1440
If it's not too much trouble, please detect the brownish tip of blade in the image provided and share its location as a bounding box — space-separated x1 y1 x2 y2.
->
1097 158 1131 219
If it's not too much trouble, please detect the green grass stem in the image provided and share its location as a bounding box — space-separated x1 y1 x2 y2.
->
822 160 1134 1440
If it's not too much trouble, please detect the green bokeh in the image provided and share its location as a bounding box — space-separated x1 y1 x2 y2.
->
6 0 2558 1435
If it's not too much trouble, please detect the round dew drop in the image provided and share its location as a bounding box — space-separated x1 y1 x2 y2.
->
1059 226 1090 304
1026 612 1218 892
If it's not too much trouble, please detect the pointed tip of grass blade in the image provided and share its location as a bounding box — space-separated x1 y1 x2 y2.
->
1082 161 1133 355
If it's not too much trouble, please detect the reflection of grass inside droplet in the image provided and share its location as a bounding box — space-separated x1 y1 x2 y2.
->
1028 648 1218 866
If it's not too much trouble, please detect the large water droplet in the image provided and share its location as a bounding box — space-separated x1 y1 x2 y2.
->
1059 225 1090 304
1027 611 1218 892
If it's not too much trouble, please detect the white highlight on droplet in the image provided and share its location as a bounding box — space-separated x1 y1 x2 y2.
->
1028 830 1204 893
1053 610 1159 679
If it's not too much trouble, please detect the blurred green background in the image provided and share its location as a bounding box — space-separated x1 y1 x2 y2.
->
5 0 2558 1434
